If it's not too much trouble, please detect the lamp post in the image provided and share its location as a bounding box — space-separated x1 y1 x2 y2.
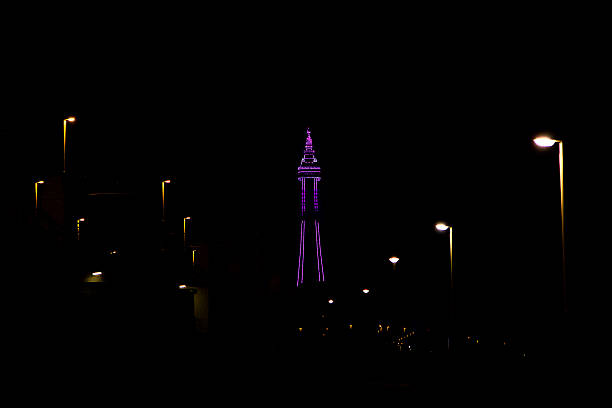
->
76 218 86 241
161 179 171 220
435 223 453 290
389 256 399 271
183 216 191 247
534 135 567 313
436 222 453 351
34 180 44 213
63 117 75 173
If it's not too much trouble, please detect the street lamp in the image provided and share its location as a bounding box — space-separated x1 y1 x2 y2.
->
161 179 171 220
183 216 191 247
34 180 44 212
533 134 567 313
436 221 453 351
389 256 399 271
63 117 76 173
76 218 86 241
435 222 453 287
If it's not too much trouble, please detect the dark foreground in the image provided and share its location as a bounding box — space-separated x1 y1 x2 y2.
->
7 329 597 406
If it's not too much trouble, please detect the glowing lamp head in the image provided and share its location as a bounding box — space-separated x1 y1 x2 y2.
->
92 271 102 276
36 180 45 184
184 216 191 220
362 288 370 294
389 256 399 264
435 223 450 231
533 136 557 147
328 298 334 304
163 179 171 184
178 284 187 289
79 218 85 222
66 117 76 122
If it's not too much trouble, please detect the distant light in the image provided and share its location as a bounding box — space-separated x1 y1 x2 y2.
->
362 288 370 294
163 179 171 184
66 117 76 122
389 256 399 264
328 298 334 304
36 180 45 184
533 136 557 147
184 216 191 220
92 272 102 276
79 218 85 222
435 223 449 231
178 284 187 289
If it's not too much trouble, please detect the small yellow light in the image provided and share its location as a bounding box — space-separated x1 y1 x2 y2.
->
389 256 399 264
179 284 187 289
79 218 85 222
328 298 334 304
36 180 45 184
163 179 171 184
92 272 102 276
66 117 76 122
362 288 370 294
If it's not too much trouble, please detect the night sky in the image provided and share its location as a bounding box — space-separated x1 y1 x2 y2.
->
3 10 610 395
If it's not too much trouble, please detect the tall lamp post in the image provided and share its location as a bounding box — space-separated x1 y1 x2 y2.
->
183 216 191 247
389 256 399 271
63 117 76 173
162 179 171 220
34 180 44 213
436 222 453 351
76 218 86 241
534 135 567 314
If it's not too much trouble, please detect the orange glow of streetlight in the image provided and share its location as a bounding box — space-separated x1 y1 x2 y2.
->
362 288 370 294
389 256 399 264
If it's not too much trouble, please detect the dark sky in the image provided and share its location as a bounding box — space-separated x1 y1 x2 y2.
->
4 10 610 334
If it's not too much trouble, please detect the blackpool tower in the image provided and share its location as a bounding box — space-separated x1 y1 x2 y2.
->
297 129 325 287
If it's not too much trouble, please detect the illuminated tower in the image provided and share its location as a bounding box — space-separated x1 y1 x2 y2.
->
297 129 325 287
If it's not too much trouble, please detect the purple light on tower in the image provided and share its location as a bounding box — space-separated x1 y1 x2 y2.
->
297 128 325 287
